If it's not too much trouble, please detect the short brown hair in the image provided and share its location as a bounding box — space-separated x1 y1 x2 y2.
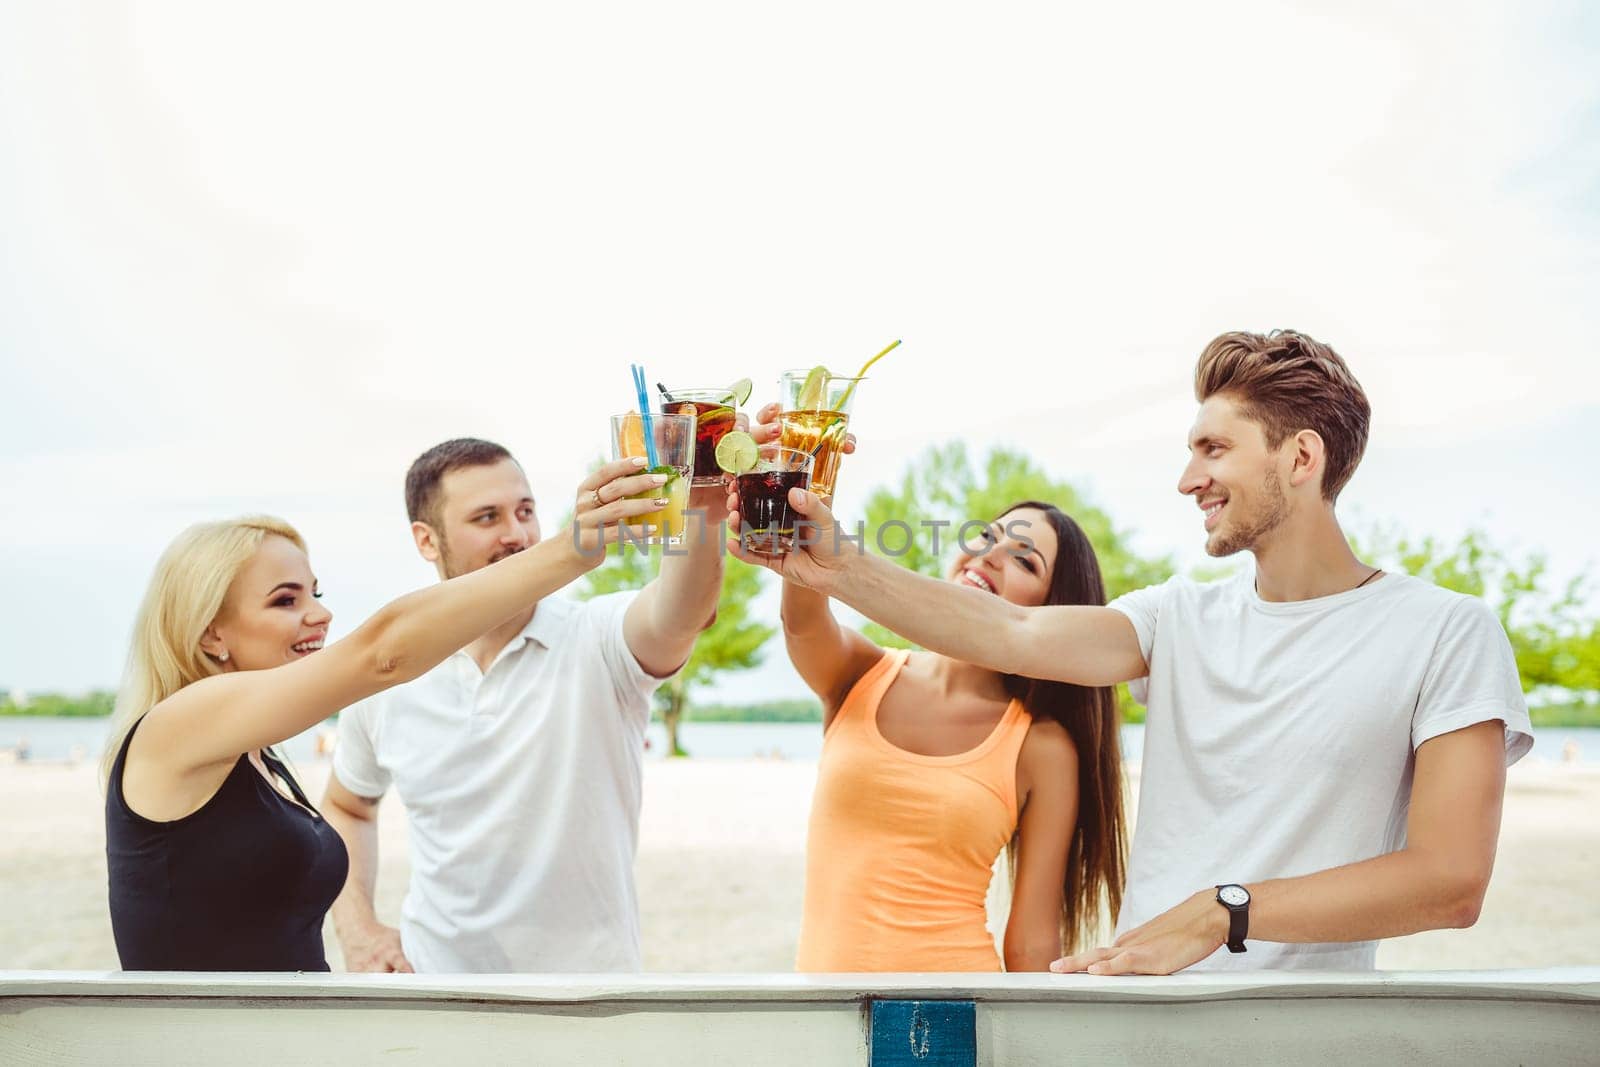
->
1195 329 1371 501
405 438 515 526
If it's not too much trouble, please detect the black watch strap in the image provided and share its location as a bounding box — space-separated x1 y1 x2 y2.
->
1215 884 1249 953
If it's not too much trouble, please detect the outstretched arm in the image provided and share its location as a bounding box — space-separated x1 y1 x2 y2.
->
141 458 661 774
728 488 1148 687
744 401 879 720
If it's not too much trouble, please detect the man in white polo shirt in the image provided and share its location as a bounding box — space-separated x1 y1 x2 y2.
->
322 437 726 973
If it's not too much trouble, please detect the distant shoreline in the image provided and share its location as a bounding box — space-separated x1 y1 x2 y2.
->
4 698 1598 727
3 697 1600 729
0 699 111 719
0 703 833 724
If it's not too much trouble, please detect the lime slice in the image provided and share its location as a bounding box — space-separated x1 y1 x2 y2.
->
715 430 759 474
725 377 753 406
797 365 829 410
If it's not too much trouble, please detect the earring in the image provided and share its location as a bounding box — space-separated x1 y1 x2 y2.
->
218 651 230 662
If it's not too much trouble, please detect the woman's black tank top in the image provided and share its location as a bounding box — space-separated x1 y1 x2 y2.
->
105 716 349 971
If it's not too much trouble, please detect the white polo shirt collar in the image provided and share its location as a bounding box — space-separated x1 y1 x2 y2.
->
457 596 576 678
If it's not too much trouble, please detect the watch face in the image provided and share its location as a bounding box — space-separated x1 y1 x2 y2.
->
1219 885 1250 907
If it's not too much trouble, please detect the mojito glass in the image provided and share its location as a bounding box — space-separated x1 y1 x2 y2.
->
610 411 695 545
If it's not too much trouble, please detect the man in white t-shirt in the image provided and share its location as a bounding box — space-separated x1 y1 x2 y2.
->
321 437 728 973
736 329 1531 972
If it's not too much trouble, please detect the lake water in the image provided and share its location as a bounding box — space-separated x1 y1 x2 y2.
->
5 717 1598 767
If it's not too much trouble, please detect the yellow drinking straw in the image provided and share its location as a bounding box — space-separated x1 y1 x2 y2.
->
833 339 901 413
811 339 902 459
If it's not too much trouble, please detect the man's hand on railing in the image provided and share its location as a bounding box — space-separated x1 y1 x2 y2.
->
1050 889 1226 976
339 920 414 974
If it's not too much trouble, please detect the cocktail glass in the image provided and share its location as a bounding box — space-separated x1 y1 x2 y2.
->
663 388 740 488
610 411 695 545
736 446 814 556
777 370 863 500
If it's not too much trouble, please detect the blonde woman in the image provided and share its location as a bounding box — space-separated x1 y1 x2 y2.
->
102 458 663 971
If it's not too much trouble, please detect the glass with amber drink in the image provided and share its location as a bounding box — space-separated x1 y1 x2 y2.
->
777 370 863 500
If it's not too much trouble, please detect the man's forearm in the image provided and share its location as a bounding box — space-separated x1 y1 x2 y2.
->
1247 847 1489 944
1058 727 1508 976
823 551 1028 669
325 805 383 934
819 551 1144 685
1055 846 1491 976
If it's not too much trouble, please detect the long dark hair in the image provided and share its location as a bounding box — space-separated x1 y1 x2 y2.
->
993 500 1128 954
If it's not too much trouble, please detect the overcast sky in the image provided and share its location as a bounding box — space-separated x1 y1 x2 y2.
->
2 1 1596 703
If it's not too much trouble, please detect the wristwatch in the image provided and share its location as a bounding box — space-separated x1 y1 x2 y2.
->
1215 884 1250 953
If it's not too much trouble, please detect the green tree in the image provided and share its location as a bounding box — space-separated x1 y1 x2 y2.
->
861 442 1172 599
576 540 774 757
1350 525 1599 700
857 443 1175 718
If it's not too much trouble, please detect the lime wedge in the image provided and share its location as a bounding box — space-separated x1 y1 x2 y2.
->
715 430 759 474
725 377 753 406
797 365 829 410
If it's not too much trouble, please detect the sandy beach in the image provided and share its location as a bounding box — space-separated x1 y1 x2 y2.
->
1 758 1595 972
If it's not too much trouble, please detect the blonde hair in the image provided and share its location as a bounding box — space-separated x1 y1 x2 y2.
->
100 515 307 789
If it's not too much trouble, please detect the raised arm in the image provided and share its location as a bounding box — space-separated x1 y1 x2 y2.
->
728 489 1148 687
779 581 884 728
623 486 726 678
624 411 765 678
141 458 662 773
1052 720 1508 974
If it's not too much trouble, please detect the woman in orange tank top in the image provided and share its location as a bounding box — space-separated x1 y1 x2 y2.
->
776 495 1130 972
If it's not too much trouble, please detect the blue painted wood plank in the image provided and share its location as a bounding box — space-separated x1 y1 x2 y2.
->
869 999 977 1066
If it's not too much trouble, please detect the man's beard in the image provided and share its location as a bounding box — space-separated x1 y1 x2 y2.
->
439 537 525 579
1207 470 1289 558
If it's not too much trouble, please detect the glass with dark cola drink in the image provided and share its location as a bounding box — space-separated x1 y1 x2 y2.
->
736 447 814 557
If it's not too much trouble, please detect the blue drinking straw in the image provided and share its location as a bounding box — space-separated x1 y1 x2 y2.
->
630 364 660 468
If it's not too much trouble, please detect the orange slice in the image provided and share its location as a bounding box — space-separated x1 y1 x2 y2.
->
619 412 647 459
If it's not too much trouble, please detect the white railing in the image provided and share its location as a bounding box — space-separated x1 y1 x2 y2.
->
3 969 1598 1065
